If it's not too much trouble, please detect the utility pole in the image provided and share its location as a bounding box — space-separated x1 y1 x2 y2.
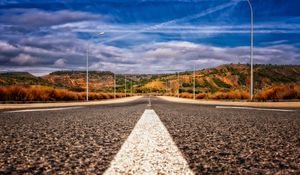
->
166 80 168 94
86 42 89 101
193 64 196 100
131 80 133 95
124 75 127 97
177 72 180 98
86 32 104 101
114 73 116 99
247 0 254 101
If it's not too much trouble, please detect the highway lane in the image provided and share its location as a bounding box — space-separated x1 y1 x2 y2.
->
0 96 299 174
0 97 148 174
151 97 300 174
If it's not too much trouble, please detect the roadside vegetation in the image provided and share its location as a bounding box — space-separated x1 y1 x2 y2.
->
255 84 300 101
163 84 300 101
0 85 127 102
1 64 299 102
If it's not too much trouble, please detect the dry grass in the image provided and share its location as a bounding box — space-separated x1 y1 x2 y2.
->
1 84 299 102
179 92 193 99
211 90 249 100
163 93 175 97
144 80 165 89
255 84 300 101
196 93 207 99
166 91 249 100
0 85 126 102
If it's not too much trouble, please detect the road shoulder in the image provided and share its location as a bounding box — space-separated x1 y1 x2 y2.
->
157 96 300 108
0 96 143 109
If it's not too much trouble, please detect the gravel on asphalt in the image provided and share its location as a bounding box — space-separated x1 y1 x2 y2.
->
151 97 300 174
0 98 147 174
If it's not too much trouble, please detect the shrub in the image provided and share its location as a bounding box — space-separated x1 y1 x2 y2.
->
182 82 192 87
212 77 231 89
106 93 114 99
211 92 228 100
238 73 246 86
196 93 207 99
179 92 193 99
226 65 239 75
101 93 110 99
203 79 219 93
255 84 299 101
211 90 249 100
0 85 127 102
116 93 124 98
240 91 250 99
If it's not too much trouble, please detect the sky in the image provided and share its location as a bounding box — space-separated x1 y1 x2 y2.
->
0 0 300 75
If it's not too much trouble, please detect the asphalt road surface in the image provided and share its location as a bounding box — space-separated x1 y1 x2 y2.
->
0 97 299 174
0 98 147 174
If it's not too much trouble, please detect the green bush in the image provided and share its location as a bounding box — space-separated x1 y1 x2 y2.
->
238 73 246 86
203 79 219 93
212 77 231 89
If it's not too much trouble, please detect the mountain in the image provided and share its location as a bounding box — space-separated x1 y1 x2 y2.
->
43 71 115 92
142 64 300 94
0 72 51 86
1 64 299 96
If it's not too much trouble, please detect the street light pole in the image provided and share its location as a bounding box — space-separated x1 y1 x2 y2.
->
177 72 180 98
114 73 116 99
124 75 127 97
86 32 104 101
166 80 168 94
247 0 254 100
86 42 89 101
131 80 133 95
193 64 196 100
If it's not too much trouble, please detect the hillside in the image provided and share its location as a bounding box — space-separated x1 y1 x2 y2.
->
138 64 300 94
43 71 115 92
0 72 51 86
1 64 299 100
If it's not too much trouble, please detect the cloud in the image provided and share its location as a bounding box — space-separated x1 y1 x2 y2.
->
54 58 66 68
11 53 36 65
135 41 300 72
0 9 102 28
0 41 20 56
0 41 20 64
0 1 299 75
261 40 288 45
1 36 299 75
68 22 300 36
0 41 16 50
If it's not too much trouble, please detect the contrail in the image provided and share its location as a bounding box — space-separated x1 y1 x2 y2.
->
96 1 238 44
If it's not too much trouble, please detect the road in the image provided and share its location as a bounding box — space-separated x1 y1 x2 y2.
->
0 97 299 174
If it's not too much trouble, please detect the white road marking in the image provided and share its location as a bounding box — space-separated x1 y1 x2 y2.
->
5 106 83 113
104 109 194 175
147 96 152 107
216 106 296 112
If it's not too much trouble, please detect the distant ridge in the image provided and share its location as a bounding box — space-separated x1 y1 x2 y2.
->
1 64 299 94
0 72 50 86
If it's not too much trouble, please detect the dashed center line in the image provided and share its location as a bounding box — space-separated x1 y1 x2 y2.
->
104 109 194 175
216 106 296 112
5 106 83 113
147 96 152 107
